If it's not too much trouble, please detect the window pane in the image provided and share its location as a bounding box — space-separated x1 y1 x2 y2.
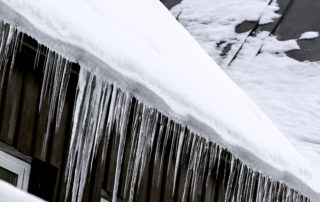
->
0 166 18 186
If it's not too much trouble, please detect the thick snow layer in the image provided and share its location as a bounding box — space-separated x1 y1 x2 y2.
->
172 0 320 198
0 180 44 202
0 0 318 198
299 31 319 40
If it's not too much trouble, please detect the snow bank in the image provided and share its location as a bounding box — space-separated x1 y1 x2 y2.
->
0 180 44 202
0 0 318 199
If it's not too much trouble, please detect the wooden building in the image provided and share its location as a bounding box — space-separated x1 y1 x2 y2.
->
0 1 316 202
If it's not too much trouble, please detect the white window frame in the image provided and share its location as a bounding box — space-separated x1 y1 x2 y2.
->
0 150 30 191
101 197 110 202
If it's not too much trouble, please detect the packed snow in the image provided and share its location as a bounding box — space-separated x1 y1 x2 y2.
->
299 31 319 40
0 180 44 202
0 0 318 199
172 0 320 198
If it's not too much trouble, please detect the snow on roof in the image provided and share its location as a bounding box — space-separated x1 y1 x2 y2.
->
171 0 280 66
299 31 319 40
0 0 318 198
0 180 44 202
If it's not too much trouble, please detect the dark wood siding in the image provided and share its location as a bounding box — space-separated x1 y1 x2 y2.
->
0 35 78 201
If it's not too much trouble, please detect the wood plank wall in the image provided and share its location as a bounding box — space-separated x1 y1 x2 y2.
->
0 35 79 201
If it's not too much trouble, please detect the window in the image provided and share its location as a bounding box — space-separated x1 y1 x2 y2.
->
0 151 30 190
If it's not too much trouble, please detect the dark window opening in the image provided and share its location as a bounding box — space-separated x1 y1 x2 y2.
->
0 166 18 186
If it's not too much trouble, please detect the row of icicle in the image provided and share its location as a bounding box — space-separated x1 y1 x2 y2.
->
0 21 71 159
0 21 312 202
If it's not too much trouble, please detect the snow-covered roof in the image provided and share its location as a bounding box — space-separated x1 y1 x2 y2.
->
171 0 320 198
0 0 318 199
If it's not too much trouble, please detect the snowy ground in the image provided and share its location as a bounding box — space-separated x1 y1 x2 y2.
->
172 0 320 192
0 180 44 202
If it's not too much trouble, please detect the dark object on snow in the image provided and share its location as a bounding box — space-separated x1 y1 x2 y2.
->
160 0 182 9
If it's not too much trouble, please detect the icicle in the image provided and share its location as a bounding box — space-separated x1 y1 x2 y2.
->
33 43 42 69
269 181 275 202
36 49 71 159
137 108 158 191
66 69 95 201
8 29 21 78
39 50 53 110
65 68 125 202
189 139 200 200
0 22 9 69
205 142 217 189
93 84 112 161
153 114 167 180
248 171 257 202
195 140 210 200
70 71 95 202
225 156 235 202
172 127 185 195
166 123 179 179
282 185 288 202
221 151 229 197
1 26 14 70
256 173 263 202
65 69 87 195
0 23 11 94
128 106 150 202
215 145 222 179
262 177 270 202
55 61 71 130
236 164 245 201
112 93 132 202
182 134 196 202
123 101 143 199
0 23 23 90
18 33 24 52
190 138 205 201
157 120 173 187
242 168 251 201
275 182 281 202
